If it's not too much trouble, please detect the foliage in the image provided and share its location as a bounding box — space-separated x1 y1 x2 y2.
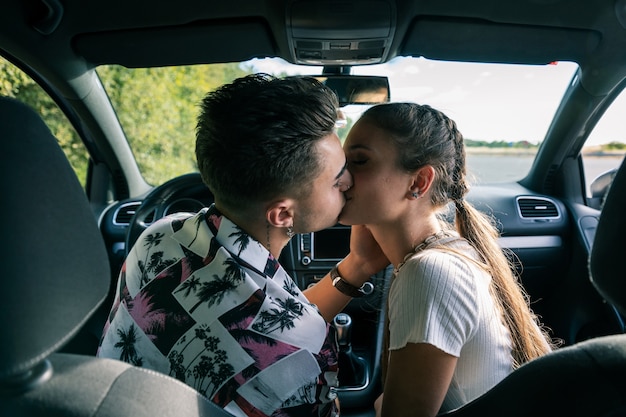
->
97 63 251 185
336 117 355 143
465 138 540 149
604 141 626 150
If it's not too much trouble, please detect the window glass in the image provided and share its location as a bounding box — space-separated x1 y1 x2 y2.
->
0 56 89 187
582 88 626 200
250 57 579 185
96 63 250 186
97 57 578 186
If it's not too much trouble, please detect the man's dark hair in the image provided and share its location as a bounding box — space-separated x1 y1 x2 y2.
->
196 73 339 212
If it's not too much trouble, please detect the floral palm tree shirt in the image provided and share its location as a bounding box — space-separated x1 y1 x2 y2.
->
97 205 339 417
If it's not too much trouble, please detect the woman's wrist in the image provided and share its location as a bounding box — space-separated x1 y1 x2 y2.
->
338 254 376 284
331 256 375 296
331 263 374 298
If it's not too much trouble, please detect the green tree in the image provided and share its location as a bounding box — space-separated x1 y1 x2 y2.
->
605 141 626 150
97 63 251 185
336 115 355 143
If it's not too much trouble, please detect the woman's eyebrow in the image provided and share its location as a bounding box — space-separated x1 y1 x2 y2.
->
346 143 371 151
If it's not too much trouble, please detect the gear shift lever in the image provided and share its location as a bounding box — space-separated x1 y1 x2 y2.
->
334 312 352 348
333 313 367 387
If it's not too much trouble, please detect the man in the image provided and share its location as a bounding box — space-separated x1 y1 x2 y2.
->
98 74 387 417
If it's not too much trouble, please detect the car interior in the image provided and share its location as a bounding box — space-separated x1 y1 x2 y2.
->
1 0 626 416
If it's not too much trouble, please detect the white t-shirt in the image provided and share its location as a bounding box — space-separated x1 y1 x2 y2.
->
387 236 513 413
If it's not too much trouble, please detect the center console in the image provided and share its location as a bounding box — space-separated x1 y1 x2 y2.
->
280 224 392 417
296 224 352 287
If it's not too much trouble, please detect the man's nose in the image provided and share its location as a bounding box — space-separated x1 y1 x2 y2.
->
341 172 354 192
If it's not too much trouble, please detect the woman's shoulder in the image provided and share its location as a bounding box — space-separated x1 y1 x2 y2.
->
394 244 482 301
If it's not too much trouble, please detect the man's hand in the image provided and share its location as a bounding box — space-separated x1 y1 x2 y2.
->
347 224 390 278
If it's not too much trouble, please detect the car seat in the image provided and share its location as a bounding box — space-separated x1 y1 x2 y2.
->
0 96 233 417
437 159 626 416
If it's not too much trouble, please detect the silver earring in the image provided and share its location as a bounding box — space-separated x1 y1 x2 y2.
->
412 191 420 198
286 226 295 239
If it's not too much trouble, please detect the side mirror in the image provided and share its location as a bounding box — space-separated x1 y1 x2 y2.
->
315 75 390 106
589 168 618 209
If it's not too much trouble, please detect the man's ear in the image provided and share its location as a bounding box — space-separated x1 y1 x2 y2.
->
266 199 295 228
409 165 436 195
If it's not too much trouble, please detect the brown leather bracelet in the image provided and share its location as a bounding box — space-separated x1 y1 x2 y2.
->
330 264 374 298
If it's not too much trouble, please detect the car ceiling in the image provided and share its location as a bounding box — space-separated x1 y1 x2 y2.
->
2 0 626 98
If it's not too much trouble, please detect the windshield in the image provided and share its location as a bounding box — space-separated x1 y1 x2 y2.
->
98 57 579 186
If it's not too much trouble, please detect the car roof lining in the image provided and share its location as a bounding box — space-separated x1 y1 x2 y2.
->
2 1 626 93
68 11 603 69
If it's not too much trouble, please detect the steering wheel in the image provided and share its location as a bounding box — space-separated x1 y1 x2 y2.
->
125 172 213 255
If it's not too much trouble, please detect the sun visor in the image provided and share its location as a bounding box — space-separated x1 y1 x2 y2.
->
74 19 276 67
401 17 600 65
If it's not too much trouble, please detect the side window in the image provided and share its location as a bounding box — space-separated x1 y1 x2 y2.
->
582 88 626 209
0 56 89 187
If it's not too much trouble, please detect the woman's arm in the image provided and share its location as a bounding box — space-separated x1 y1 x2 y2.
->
380 342 457 417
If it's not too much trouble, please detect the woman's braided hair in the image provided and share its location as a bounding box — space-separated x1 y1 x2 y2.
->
360 103 558 370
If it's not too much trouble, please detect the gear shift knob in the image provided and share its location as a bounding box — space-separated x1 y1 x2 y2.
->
333 312 352 348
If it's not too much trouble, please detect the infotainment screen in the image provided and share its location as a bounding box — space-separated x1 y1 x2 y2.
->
311 226 351 260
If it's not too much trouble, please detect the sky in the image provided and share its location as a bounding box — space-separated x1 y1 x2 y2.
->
249 57 624 147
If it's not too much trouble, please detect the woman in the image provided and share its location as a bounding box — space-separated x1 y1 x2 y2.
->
338 102 557 417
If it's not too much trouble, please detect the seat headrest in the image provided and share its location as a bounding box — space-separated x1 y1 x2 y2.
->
590 156 626 317
0 97 110 380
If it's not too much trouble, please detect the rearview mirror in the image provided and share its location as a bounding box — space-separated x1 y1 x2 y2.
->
315 75 390 106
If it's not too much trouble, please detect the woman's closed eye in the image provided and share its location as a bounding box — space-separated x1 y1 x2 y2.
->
348 158 368 167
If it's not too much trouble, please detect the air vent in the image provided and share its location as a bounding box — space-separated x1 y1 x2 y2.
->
516 197 560 219
113 202 141 225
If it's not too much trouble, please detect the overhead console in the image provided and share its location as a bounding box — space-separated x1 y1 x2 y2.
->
286 0 396 65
